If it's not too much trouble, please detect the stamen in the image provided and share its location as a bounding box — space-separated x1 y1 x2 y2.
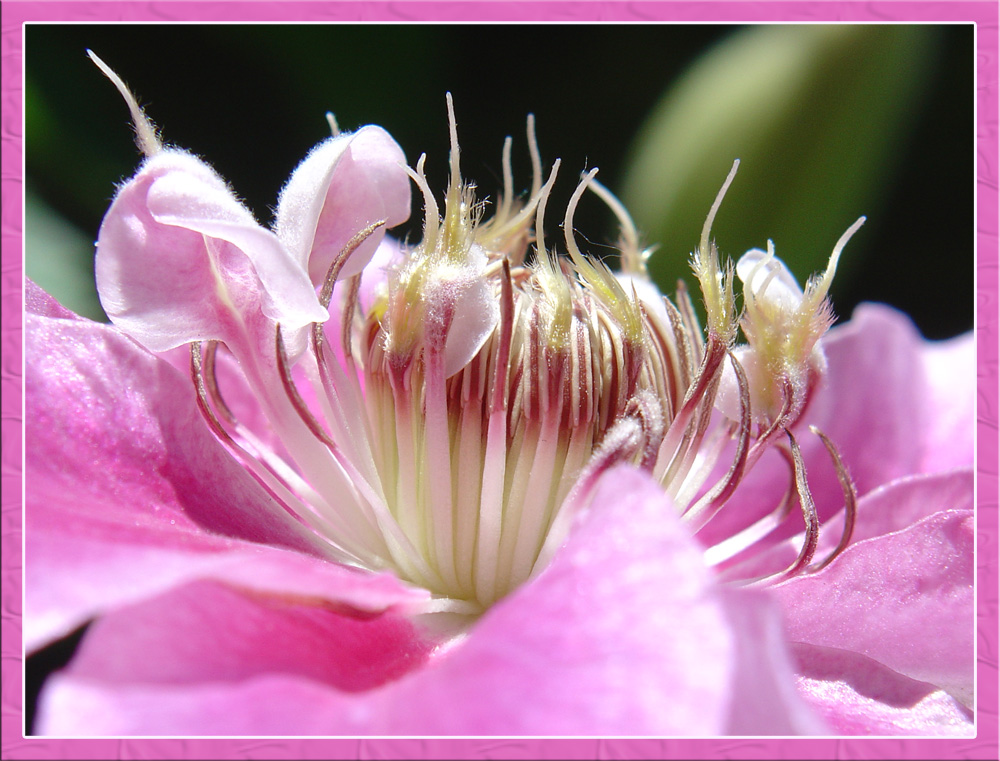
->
654 336 727 486
526 113 542 199
705 472 797 572
160 93 859 613
586 176 650 276
674 280 705 362
778 431 820 578
474 262 515 604
808 425 858 571
325 112 340 137
338 274 364 369
190 342 236 443
317 220 387 309
683 350 752 529
405 155 440 251
704 468 797 573
275 326 443 589
805 216 866 311
531 415 645 575
691 160 740 343
532 159 561 262
498 135 515 222
625 389 666 470
700 159 740 257
562 168 601 268
191 343 372 564
422 301 460 592
200 341 237 425
445 93 462 199
88 50 161 157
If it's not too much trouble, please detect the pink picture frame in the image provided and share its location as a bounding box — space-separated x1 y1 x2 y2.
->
3 2 996 758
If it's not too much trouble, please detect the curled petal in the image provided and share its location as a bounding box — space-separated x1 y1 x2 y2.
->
792 643 973 736
433 246 501 378
96 149 325 353
276 126 412 284
737 246 804 311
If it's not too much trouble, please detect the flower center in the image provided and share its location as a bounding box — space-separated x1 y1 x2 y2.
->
89 53 865 615
298 99 687 606
179 94 861 611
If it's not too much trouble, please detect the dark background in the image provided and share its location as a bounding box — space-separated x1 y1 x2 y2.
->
25 24 974 338
23 22 974 734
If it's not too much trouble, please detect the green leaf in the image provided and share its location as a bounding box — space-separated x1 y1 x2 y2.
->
620 25 936 301
25 189 106 322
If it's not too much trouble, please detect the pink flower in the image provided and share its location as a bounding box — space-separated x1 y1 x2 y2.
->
24 58 974 736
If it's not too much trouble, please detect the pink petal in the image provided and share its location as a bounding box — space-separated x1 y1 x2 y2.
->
774 509 974 706
37 580 432 736
25 309 424 649
53 580 431 691
389 466 737 736
718 588 830 734
275 126 411 284
806 303 974 504
792 643 973 736
36 466 820 736
25 278 83 321
96 149 324 354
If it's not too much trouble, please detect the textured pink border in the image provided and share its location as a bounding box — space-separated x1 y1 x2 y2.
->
3 2 997 759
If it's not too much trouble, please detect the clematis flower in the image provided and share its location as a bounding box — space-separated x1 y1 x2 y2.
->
24 56 974 736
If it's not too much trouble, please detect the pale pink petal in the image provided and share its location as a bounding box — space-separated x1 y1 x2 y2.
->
36 466 819 736
383 466 736 736
95 149 324 353
36 579 432 736
26 311 323 550
919 331 975 473
773 509 974 706
358 238 405 313
433 246 500 378
791 643 973 736
25 309 425 649
736 247 804 310
275 126 411 284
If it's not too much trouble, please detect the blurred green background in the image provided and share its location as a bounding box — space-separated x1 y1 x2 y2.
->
24 23 973 338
